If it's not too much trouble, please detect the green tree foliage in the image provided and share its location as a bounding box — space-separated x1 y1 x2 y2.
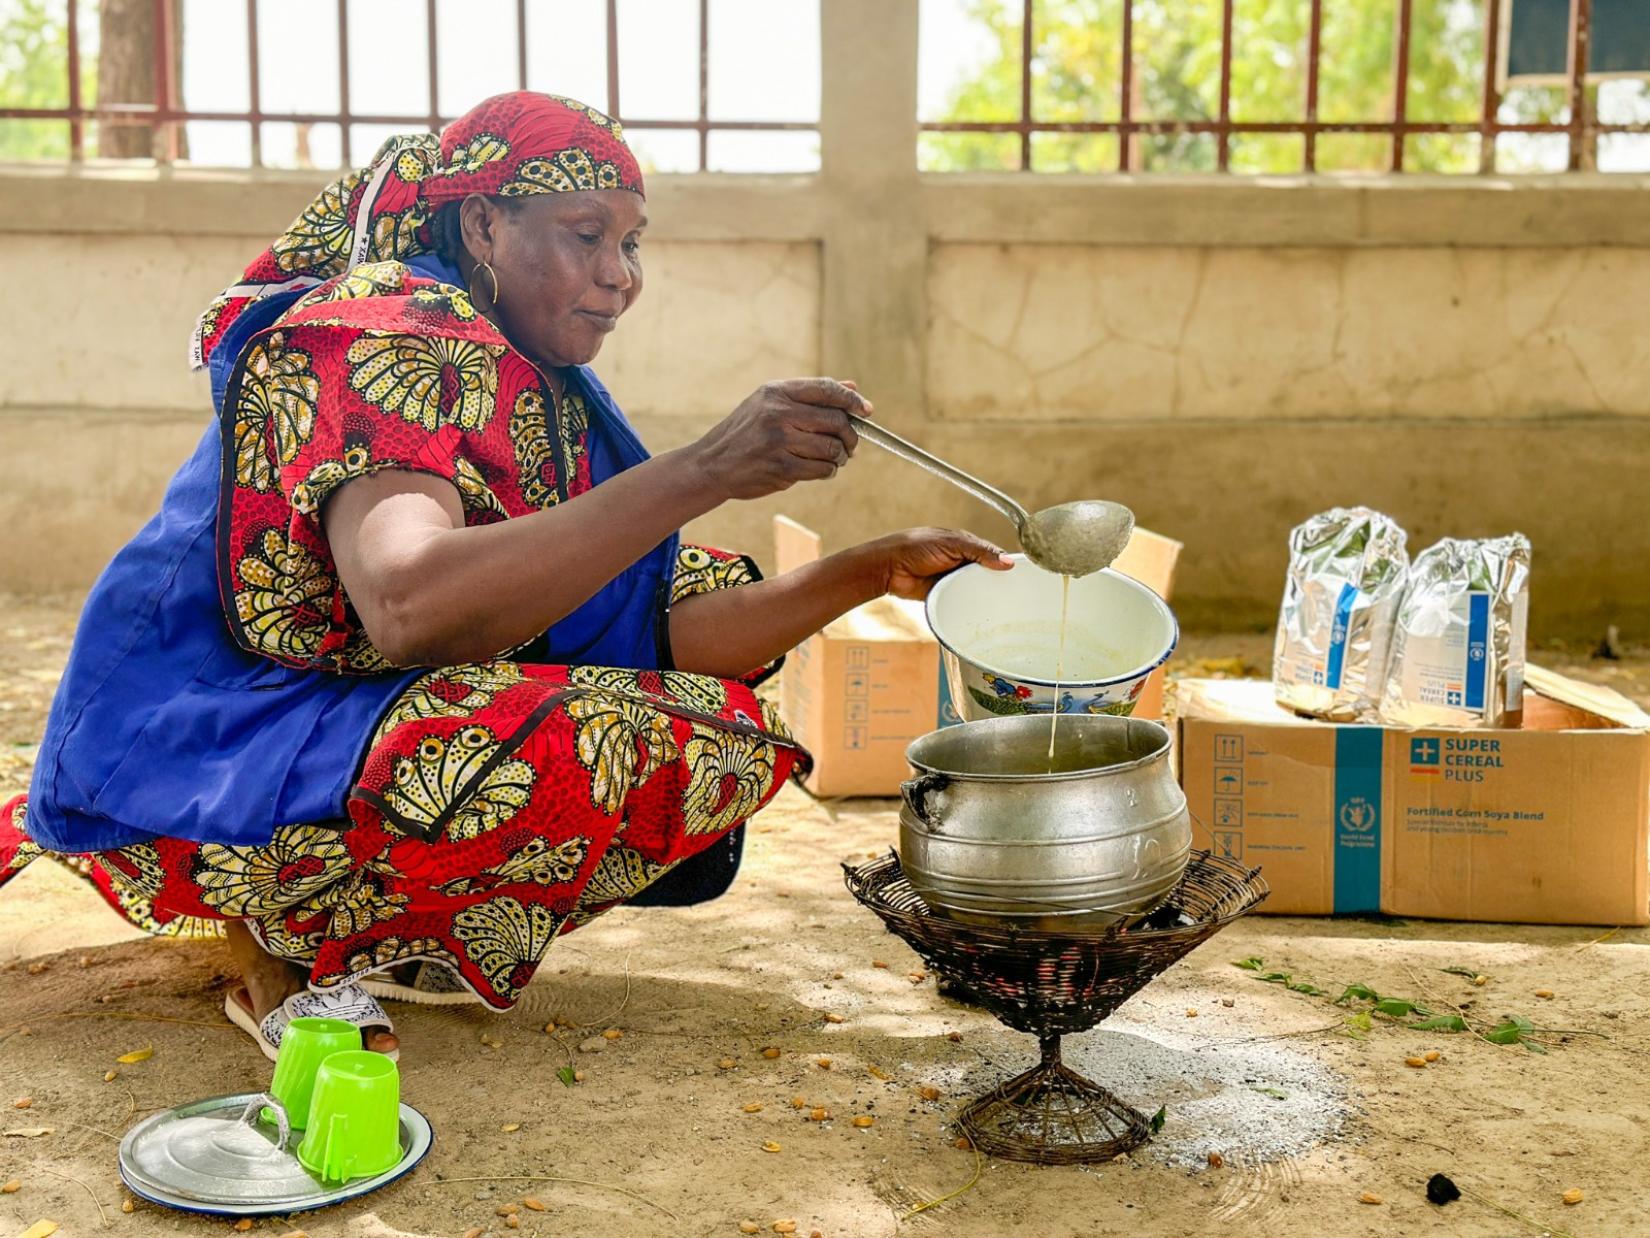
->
0 0 94 160
922 0 1562 173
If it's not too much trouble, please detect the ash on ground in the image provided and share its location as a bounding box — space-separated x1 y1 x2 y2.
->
950 1023 1351 1172
1078 1024 1351 1169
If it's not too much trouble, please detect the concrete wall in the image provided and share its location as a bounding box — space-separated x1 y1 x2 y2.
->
3 0 1648 638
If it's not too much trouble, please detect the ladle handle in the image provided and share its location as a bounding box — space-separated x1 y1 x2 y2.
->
848 413 1028 532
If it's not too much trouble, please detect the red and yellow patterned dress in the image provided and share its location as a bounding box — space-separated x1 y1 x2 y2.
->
0 259 808 1010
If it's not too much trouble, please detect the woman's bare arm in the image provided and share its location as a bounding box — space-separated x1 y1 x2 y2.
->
323 378 866 665
325 448 719 665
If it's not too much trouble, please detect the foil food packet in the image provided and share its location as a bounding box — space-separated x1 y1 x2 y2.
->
1273 507 1409 721
1380 534 1531 729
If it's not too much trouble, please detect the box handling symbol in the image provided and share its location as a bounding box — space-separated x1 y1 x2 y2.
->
846 700 869 724
1214 735 1244 763
1214 797 1243 828
1214 766 1243 794
844 727 868 750
1213 831 1243 861
845 672 870 697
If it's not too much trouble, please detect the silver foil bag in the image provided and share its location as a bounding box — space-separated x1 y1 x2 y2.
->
1380 534 1531 729
1274 507 1409 721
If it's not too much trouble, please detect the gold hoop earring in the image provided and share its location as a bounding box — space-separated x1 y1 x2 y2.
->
468 259 501 308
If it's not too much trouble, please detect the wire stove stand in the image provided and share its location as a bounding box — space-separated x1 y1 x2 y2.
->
844 850 1268 1164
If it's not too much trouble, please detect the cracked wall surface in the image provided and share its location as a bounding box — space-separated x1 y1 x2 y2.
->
928 244 1650 423
2 175 1645 635
599 242 821 418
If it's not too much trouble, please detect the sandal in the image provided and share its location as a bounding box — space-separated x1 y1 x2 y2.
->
224 983 399 1064
361 961 483 1006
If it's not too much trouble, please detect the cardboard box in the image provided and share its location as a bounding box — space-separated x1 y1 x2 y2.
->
1109 528 1181 724
775 517 937 797
1177 670 1650 925
775 517 1182 798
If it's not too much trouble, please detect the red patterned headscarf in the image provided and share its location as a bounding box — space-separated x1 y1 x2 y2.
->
192 91 644 371
424 91 644 204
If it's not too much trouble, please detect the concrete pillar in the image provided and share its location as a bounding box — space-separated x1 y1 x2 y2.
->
817 0 926 415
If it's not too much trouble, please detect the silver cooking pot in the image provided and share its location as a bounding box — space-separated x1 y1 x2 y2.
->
898 714 1191 929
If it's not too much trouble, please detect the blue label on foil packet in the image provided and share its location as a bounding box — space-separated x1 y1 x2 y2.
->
1324 583 1358 690
1464 591 1489 711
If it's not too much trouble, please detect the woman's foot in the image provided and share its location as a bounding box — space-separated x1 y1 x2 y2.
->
224 922 399 1055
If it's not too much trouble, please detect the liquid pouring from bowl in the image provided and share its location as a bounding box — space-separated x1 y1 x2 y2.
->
847 413 1134 578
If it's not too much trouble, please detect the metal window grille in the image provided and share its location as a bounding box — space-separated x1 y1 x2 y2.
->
921 0 1649 173
0 0 817 169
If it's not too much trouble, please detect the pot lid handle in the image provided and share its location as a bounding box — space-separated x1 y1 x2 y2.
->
238 1093 291 1154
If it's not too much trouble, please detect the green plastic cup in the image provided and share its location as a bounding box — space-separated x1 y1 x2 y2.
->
265 1016 360 1132
296 1050 403 1183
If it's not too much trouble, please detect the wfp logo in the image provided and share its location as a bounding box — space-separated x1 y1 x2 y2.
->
1410 738 1440 767
1339 795 1377 833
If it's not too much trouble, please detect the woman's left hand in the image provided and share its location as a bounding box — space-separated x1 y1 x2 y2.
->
858 528 1014 600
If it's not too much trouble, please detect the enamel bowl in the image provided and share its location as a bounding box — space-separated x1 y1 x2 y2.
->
926 555 1178 723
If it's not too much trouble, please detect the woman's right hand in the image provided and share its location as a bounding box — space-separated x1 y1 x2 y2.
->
688 377 870 501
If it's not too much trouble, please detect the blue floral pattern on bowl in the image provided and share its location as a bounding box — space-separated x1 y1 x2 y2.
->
965 672 1147 718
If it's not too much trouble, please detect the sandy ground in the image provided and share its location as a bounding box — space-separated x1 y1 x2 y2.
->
3 596 1649 1238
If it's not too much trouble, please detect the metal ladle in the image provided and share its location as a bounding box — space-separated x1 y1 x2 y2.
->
848 413 1135 579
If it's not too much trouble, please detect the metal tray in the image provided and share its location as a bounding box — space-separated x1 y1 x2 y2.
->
118 1091 433 1218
